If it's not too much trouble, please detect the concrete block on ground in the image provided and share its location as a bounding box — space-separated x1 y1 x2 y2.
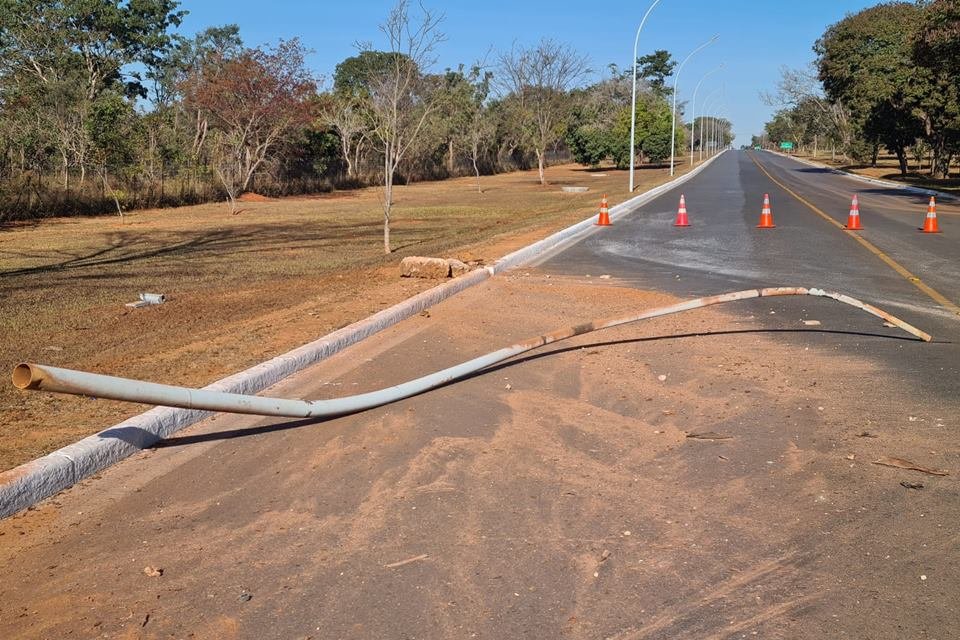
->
400 256 451 279
447 259 472 277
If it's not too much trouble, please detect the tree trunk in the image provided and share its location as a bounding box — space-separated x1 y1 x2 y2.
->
383 152 392 254
343 138 355 179
535 148 545 185
447 139 455 175
354 139 365 181
472 152 482 193
932 137 950 179
871 142 880 167
895 147 908 177
102 170 123 219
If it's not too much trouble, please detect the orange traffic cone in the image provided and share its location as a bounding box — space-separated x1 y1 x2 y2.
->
921 196 940 233
596 194 611 226
673 194 691 227
845 194 863 230
757 193 775 229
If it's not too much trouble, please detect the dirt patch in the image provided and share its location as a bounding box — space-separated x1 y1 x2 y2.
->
0 160 700 471
237 192 273 202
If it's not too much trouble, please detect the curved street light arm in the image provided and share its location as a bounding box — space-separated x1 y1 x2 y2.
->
670 35 719 176
629 0 663 192
690 63 724 167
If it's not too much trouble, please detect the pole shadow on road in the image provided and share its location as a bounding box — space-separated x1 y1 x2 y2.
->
143 328 933 449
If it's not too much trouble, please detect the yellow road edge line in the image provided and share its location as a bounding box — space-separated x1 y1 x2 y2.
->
748 152 960 316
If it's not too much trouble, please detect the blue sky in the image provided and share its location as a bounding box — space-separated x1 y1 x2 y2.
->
177 0 881 144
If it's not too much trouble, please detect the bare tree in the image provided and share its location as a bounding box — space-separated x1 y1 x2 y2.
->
461 64 495 193
317 92 368 181
360 0 445 253
497 39 589 185
182 39 316 213
761 64 852 157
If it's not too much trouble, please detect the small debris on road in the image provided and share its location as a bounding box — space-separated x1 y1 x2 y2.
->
142 566 163 578
686 432 733 441
385 554 429 569
238 592 253 603
900 481 924 490
657 374 667 382
599 274 612 280
857 431 878 438
126 293 166 308
802 320 821 326
600 550 611 562
873 456 948 476
845 454 855 460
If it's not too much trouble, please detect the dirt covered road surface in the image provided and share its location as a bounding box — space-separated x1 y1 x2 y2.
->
1 268 957 638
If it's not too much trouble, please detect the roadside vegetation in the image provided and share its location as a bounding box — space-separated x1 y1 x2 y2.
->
0 0 729 248
0 0 729 468
758 0 960 188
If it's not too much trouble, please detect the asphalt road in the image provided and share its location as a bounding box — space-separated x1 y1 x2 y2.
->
1 151 958 639
539 150 960 399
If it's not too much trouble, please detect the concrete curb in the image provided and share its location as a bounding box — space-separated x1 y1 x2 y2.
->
769 150 956 202
0 151 727 519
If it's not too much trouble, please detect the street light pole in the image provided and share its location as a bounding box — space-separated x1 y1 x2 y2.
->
629 0 662 192
670 35 718 177
689 63 723 168
699 86 722 162
713 104 728 155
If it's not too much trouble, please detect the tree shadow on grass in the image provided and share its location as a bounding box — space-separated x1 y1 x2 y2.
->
0 220 424 281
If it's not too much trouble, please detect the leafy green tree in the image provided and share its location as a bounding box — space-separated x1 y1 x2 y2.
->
815 3 925 175
636 50 675 97
566 71 630 167
614 92 678 165
913 0 960 178
0 0 185 100
87 90 141 215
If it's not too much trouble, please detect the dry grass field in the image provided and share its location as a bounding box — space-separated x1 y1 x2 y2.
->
0 160 698 471
791 150 960 195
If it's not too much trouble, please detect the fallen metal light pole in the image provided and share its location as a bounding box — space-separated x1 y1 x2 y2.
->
13 287 930 419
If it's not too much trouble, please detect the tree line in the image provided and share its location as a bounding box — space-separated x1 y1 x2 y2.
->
759 0 960 179
0 0 725 252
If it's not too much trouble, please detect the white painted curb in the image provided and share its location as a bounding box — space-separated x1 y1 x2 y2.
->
0 151 727 519
769 150 956 201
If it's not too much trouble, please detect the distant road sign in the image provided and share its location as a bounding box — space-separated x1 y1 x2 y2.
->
780 141 794 150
